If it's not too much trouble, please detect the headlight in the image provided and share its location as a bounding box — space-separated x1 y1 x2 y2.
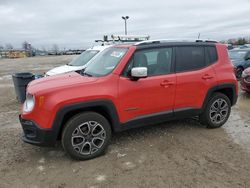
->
23 94 35 112
242 71 247 78
245 76 250 83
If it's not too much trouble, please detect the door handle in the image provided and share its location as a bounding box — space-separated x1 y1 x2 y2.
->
202 74 214 80
160 80 174 87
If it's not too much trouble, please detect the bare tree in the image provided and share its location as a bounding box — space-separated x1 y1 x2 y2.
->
5 43 13 50
227 39 234 44
0 44 3 50
52 44 59 53
22 41 32 50
41 46 47 52
236 37 247 45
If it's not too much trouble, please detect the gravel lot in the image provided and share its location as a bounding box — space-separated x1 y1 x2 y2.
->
0 55 250 188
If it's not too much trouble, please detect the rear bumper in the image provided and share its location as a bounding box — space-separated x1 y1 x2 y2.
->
19 115 57 147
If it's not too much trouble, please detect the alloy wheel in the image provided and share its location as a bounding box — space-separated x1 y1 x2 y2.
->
71 121 106 155
209 98 229 124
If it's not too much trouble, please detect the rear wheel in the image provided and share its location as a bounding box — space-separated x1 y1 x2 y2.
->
62 112 111 160
199 93 231 128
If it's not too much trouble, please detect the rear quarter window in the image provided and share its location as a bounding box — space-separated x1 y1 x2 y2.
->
175 46 205 72
206 46 218 65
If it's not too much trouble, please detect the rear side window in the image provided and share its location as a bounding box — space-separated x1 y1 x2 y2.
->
176 47 205 72
206 46 218 64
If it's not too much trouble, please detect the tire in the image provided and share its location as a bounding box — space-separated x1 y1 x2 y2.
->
199 93 231 129
62 112 112 160
236 67 243 79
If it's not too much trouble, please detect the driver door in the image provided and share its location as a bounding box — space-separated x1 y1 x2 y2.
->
117 47 176 123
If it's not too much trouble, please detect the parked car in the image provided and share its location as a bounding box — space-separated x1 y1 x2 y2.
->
228 49 250 78
20 40 238 160
48 51 57 56
240 68 250 93
227 44 234 50
239 45 249 49
45 45 112 76
64 50 75 55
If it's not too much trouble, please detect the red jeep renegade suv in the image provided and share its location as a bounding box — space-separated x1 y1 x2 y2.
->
20 40 238 160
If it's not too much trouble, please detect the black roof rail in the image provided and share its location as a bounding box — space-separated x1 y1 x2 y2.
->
135 39 218 46
134 39 180 46
196 39 218 43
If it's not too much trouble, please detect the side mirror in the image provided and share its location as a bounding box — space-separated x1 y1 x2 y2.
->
131 67 147 80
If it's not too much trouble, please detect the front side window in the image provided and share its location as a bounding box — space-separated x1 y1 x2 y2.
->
124 48 172 76
83 47 128 77
68 50 99 66
176 47 205 72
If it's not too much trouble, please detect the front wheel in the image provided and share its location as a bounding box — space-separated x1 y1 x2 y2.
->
236 67 243 79
62 112 112 160
199 93 231 128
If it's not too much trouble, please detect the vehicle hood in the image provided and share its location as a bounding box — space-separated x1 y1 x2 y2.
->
243 67 250 75
46 65 85 76
231 59 244 66
28 72 98 94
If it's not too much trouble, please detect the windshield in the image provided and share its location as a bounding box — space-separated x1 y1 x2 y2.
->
68 50 99 66
229 51 247 60
83 47 128 77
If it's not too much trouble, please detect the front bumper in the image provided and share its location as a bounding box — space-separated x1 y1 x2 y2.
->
19 115 57 147
240 78 250 92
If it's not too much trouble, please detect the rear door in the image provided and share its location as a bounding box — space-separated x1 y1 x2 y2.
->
174 46 217 110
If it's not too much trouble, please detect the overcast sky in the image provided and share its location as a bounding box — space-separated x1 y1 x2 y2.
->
0 0 250 49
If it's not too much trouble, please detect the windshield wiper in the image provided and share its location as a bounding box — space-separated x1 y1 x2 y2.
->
84 72 93 77
80 69 92 77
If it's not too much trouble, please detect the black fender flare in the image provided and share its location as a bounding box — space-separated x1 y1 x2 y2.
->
202 83 238 109
51 100 121 140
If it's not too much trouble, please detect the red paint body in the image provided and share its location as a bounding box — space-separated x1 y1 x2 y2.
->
21 43 237 130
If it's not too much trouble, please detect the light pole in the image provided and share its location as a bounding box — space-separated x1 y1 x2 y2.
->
122 16 129 35
198 33 201 39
